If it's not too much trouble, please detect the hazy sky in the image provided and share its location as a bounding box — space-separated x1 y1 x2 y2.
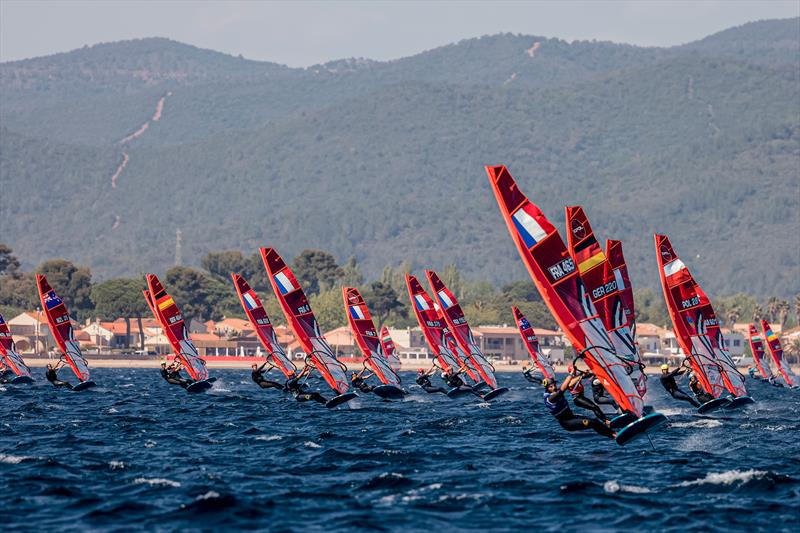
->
1 0 798 66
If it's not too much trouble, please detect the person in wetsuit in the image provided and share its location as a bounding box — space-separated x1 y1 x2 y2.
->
747 367 758 379
591 378 619 412
350 368 375 394
415 368 448 394
165 360 191 388
0 361 14 383
567 367 607 421
688 373 714 404
522 365 544 385
45 362 73 389
442 365 482 397
543 376 615 439
284 366 327 404
251 362 283 390
659 364 700 407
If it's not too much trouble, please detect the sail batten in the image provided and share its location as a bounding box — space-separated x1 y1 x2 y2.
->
512 306 555 380
343 287 401 386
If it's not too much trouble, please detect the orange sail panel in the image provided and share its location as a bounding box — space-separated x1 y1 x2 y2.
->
426 270 498 388
343 287 401 386
144 274 209 382
405 274 461 373
485 165 643 416
260 248 349 395
379 326 402 372
36 274 91 382
565 207 646 396
231 273 296 378
748 324 774 380
512 306 555 380
654 235 745 397
0 312 32 378
761 319 797 387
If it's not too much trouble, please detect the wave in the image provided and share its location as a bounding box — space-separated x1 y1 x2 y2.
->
603 480 654 494
255 435 282 441
133 477 181 488
671 419 723 429
0 453 38 464
677 469 768 487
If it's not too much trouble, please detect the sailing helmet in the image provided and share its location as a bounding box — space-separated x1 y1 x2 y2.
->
418 368 424 374
660 364 669 371
567 364 574 374
592 379 600 386
542 378 555 388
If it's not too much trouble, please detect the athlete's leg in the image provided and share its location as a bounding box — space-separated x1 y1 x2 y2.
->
670 389 700 407
573 395 607 420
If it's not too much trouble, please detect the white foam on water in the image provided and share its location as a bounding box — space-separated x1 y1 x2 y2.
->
603 480 655 494
0 453 36 464
109 460 126 470
195 490 220 500
499 415 522 425
255 435 282 441
671 419 722 429
144 440 157 448
106 407 119 414
677 469 768 487
764 425 786 432
134 477 181 488
304 441 321 448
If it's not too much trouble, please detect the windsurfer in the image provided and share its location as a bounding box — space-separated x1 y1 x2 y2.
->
350 368 375 394
567 367 608 421
285 365 327 404
747 367 758 379
0 361 13 383
688 373 715 404
443 365 482 397
415 368 448 394
251 362 283 390
165 360 191 388
591 378 619 411
543 377 615 439
659 364 700 407
45 362 73 389
522 365 543 384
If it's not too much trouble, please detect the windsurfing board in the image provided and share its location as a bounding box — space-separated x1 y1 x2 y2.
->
724 396 755 409
446 387 473 398
186 377 217 393
10 376 34 385
72 380 97 391
609 412 638 429
372 384 405 399
481 386 510 401
615 412 668 446
697 397 730 414
325 391 358 408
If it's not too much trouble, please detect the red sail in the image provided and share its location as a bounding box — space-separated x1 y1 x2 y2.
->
144 274 208 382
761 319 797 387
512 306 555 380
486 165 643 416
343 287 401 386
565 206 646 396
405 274 462 374
36 274 91 382
379 326 402 372
0 312 32 378
605 240 636 330
260 247 349 395
426 270 498 388
231 273 296 378
748 324 774 380
654 235 745 397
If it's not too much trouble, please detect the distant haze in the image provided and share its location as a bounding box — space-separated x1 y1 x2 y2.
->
1 0 799 66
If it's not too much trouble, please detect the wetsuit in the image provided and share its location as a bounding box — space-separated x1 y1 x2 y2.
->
543 390 614 438
166 367 191 388
0 367 14 383
569 378 607 420
444 372 482 397
285 376 327 404
523 368 543 385
591 381 619 410
660 368 700 407
252 364 282 390
351 374 375 394
45 368 73 389
415 374 448 394
689 379 714 404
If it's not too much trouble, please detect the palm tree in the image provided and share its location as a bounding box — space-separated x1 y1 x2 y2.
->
767 296 779 323
795 295 800 327
725 307 740 328
753 304 763 322
784 338 800 366
778 300 790 329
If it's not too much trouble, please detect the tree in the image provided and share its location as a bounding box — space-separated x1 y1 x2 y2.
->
90 278 149 349
0 272 38 313
0 244 20 275
292 250 343 295
37 259 93 318
500 280 540 303
164 266 233 322
364 281 404 325
309 287 347 332
201 250 254 281
778 300 790 328
340 256 364 287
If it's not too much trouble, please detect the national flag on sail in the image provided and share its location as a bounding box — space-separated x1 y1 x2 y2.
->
274 272 297 295
349 305 367 320
437 290 454 309
578 251 606 274
243 292 258 311
157 296 175 311
765 328 778 342
519 317 531 330
663 259 686 279
44 291 61 309
414 294 430 311
512 206 549 248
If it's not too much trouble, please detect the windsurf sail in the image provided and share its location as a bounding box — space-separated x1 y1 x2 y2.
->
405 274 462 373
260 247 349 395
512 306 555 380
342 287 401 386
486 165 643 416
144 274 209 382
231 273 296 378
654 234 745 398
564 207 646 396
748 324 774 380
0 312 32 378
36 274 91 382
761 319 797 387
379 326 402 372
426 270 499 388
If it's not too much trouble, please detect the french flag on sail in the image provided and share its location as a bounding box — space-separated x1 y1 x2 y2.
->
243 292 258 310
274 272 297 295
349 305 366 320
414 294 430 311
512 206 549 248
437 290 454 309
663 259 686 279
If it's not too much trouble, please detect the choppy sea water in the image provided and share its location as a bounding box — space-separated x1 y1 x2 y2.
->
1 369 798 532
